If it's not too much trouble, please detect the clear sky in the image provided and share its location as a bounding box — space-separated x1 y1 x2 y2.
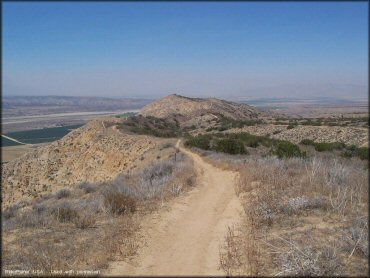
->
3 2 368 99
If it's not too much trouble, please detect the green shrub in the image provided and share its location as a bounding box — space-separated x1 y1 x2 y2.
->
300 139 315 145
216 114 261 128
356 147 369 160
274 121 286 125
300 139 345 152
121 115 183 138
341 149 354 158
313 142 345 152
301 119 322 126
185 135 211 150
226 132 280 148
218 126 228 131
341 146 368 160
272 141 306 158
227 133 260 148
287 124 296 129
214 138 247 155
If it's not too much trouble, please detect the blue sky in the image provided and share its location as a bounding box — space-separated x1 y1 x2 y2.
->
3 2 368 99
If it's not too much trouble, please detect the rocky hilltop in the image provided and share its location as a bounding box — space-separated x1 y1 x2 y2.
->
140 94 272 126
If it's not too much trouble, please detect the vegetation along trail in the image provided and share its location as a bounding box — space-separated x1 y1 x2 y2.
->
106 140 245 276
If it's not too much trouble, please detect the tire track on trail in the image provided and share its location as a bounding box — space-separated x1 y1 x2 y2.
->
105 140 244 276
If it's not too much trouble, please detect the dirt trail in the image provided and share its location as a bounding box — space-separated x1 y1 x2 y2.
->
106 140 244 276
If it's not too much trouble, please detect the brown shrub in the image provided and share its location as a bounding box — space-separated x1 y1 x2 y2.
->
214 154 368 276
103 190 136 215
52 202 77 222
73 211 96 229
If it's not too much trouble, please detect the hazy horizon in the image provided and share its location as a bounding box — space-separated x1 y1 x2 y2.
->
4 2 368 99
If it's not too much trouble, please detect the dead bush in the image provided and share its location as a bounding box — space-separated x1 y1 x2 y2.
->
73 211 96 229
3 204 20 220
52 202 77 222
33 202 47 214
219 226 244 276
103 189 136 215
214 152 368 276
55 188 71 199
10 239 73 273
342 217 369 258
79 182 97 194
273 237 342 276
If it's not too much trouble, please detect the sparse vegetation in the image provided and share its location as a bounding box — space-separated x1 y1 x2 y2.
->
217 154 368 276
185 135 211 150
73 211 97 229
286 123 296 129
117 115 185 138
79 182 97 193
52 202 78 222
2 153 196 275
55 188 71 199
271 141 306 158
103 189 137 215
214 138 247 155
185 132 306 158
300 138 368 159
115 112 137 118
2 92 368 276
270 116 369 128
206 114 263 132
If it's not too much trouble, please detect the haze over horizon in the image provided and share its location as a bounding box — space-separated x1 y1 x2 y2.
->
3 2 368 99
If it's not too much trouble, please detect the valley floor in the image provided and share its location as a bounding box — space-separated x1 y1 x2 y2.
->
105 140 244 275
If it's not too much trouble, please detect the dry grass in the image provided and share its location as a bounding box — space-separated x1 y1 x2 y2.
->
103 189 137 215
2 150 196 276
216 154 368 276
55 188 72 199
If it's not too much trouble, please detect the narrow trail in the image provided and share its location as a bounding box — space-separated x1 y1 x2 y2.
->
106 140 244 276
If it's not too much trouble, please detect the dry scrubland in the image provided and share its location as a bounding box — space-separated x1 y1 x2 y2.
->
2 94 368 276
227 124 368 148
2 118 175 208
197 151 368 276
2 150 195 274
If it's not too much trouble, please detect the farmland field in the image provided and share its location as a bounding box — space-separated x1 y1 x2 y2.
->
2 124 82 146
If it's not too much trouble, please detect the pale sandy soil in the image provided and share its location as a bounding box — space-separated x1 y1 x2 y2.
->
1 144 46 163
105 140 244 276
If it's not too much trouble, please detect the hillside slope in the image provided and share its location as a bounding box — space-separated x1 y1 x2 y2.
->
1 117 174 208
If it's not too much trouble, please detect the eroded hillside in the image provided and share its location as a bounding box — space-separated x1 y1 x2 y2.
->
2 117 175 208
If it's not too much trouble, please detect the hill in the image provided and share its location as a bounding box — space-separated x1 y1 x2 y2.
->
1 117 175 208
139 94 273 127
